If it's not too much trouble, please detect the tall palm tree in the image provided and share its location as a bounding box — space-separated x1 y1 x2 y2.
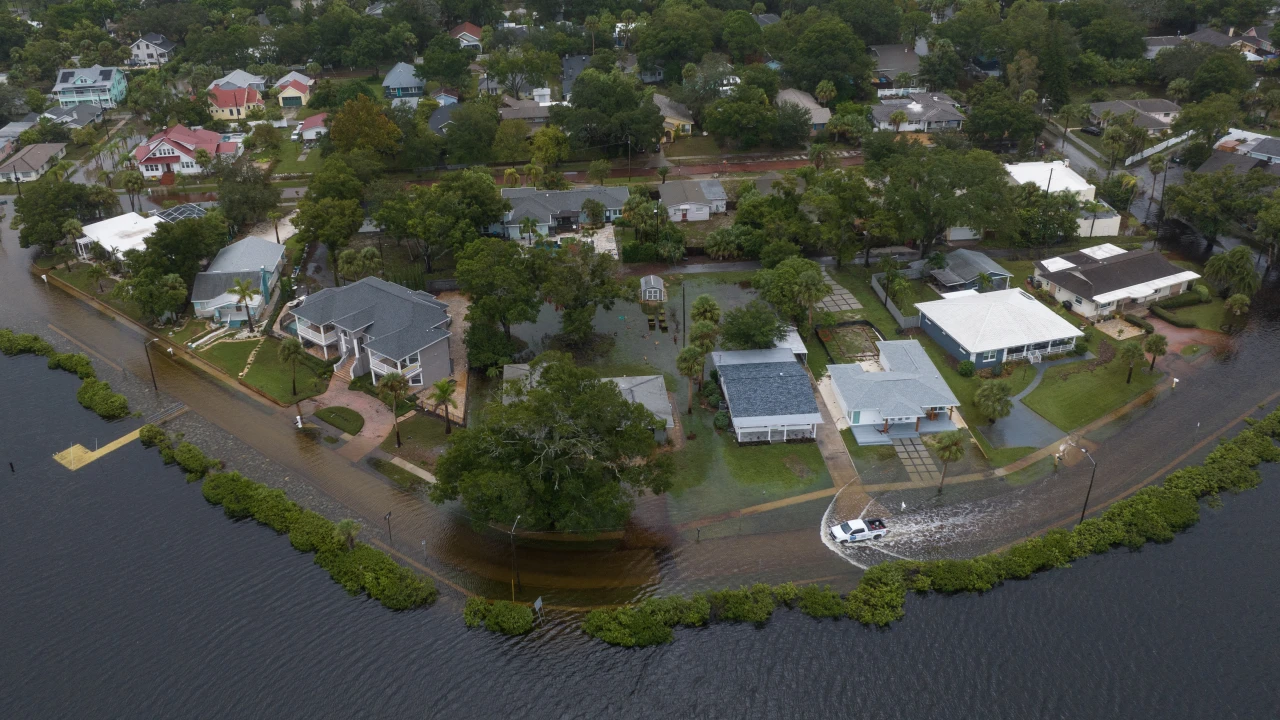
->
86 263 108 294
377 372 411 447
230 277 260 333
1058 103 1089 149
122 169 145 212
334 518 361 551
61 219 83 257
808 143 832 170
504 168 520 187
1147 153 1166 220
815 79 837 106
278 337 306 397
794 269 830 326
1143 333 1167 372
338 246 380 283
931 430 966 495
1204 246 1261 297
425 377 458 434
268 211 282 242
889 109 909 133
690 294 721 324
585 15 600 52
676 346 704 414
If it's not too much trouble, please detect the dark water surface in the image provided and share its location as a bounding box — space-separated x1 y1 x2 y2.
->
2 353 1278 719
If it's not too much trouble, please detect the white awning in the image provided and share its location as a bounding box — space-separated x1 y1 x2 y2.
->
1092 271 1201 304
1040 257 1075 272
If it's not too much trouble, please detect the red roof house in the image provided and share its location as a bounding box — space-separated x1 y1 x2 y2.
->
450 22 483 48
133 125 241 178
208 86 264 118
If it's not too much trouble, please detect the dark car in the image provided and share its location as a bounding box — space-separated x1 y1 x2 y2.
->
1081 126 1103 136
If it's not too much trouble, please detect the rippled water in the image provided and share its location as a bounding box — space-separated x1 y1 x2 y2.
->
1 354 1278 718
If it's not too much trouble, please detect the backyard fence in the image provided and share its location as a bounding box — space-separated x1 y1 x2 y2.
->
1123 131 1194 166
870 270 922 329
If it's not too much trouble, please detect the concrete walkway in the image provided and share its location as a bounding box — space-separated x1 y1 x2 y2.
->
303 383 401 461
817 268 862 313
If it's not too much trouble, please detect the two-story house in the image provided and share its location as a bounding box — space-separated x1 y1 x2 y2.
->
52 66 127 108
493 186 631 239
450 22 483 50
130 33 176 65
133 124 242 179
382 62 425 100
208 69 265 92
191 236 285 326
288 276 453 390
209 86 264 121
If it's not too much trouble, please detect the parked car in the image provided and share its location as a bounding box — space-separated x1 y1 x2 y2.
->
1081 126 1103 136
829 518 888 543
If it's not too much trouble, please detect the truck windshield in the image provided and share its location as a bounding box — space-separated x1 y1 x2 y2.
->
839 522 852 533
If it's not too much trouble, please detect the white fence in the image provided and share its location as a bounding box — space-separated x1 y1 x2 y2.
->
870 269 923 329
877 87 927 98
1124 131 1194 166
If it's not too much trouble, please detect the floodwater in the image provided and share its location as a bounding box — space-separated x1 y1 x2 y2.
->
1 352 1277 718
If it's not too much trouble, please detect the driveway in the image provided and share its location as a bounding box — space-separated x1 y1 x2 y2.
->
975 354 1088 450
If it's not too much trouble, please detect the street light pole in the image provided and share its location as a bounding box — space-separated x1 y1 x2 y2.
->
143 338 159 393
508 515 523 601
384 510 392 546
1078 448 1098 526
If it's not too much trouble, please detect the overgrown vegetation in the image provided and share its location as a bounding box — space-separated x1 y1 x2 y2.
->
582 408 1280 646
1 329 131 420
463 598 536 636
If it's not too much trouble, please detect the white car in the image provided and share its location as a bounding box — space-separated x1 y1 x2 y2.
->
829 518 888 543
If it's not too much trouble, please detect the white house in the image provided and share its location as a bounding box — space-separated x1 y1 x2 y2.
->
1005 161 1121 237
493 186 630 239
130 33 176 65
0 143 66 182
133 125 242 179
293 112 328 142
190 236 285 326
657 179 726 222
916 288 1084 371
450 22 483 50
829 340 960 446
288 276 453 389
74 212 165 260
711 348 823 444
1032 243 1201 320
871 93 964 132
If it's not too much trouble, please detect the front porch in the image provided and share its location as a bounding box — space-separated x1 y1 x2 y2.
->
851 415 958 446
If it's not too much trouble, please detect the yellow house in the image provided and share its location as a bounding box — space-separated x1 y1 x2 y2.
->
653 93 693 143
274 71 313 107
209 87 264 120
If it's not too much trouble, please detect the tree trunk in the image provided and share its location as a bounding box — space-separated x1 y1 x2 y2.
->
444 404 452 434
291 362 297 396
937 461 948 494
687 379 693 414
1126 362 1134 384
1149 355 1157 372
393 411 401 447
245 307 255 334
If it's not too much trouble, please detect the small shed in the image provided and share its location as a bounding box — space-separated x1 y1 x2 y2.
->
640 275 666 302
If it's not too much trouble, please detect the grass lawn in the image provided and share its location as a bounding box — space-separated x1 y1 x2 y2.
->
1022 338 1163 432
381 412 450 470
200 339 257 377
51 264 147 323
166 319 212 346
804 330 830 378
915 335 1038 424
1181 343 1203 356
350 374 417 415
316 406 364 435
276 141 323 174
981 440 1038 468
826 265 906 339
678 213 734 248
892 279 942 316
243 337 332 404
368 457 427 490
1162 297 1236 332
663 136 721 158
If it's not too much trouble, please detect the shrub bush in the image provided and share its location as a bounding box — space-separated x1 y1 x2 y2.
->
251 487 303 532
620 242 659 263
0 329 56 357
844 563 907 626
289 510 342 553
797 584 845 618
1123 314 1154 333
174 442 217 478
1150 306 1197 328
709 583 778 624
583 606 674 647
713 411 730 430
772 582 799 607
315 544 436 609
957 360 975 377
75 378 130 420
1194 283 1211 302
463 598 534 635
463 597 490 628
48 352 97 379
138 424 169 448
991 361 1005 377
1156 292 1207 310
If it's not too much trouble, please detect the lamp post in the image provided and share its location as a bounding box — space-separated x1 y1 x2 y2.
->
1077 447 1098 526
384 510 392 546
509 514 522 601
143 337 161 393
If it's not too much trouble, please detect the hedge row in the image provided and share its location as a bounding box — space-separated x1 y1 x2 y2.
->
463 598 536 635
581 409 1280 646
1 328 131 421
1124 314 1155 334
1150 305 1199 328
1155 290 1208 310
140 424 437 611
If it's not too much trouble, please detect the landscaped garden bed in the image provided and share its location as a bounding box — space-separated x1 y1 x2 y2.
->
316 406 364 435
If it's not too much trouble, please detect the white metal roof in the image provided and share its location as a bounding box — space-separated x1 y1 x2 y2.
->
1092 271 1202 304
939 289 978 299
1005 161 1092 196
916 288 1084 353
1079 243 1127 260
1039 257 1075 272
775 326 808 357
77 213 164 255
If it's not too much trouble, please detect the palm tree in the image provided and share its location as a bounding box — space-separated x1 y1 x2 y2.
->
931 430 967 494
1058 103 1090 149
524 164 543 187
122 170 145 212
334 518 361 551
690 294 721 324
584 15 600 52
657 166 670 184
889 109 909 133
338 246 380 283
1225 293 1251 316
795 269 830 326
815 79 837 106
1119 341 1145 384
86 263 108 294
278 337 306 397
1166 77 1191 103
676 345 705 414
230 277 260 333
519 217 538 243
808 143 832 170
1205 246 1261 297
976 272 993 291
425 377 458 434
974 380 1012 424
504 168 520 187
1147 153 1166 219
1081 199 1106 238
1143 333 1167 372
377 372 411 447
61 219 82 258
689 320 719 355
268 211 282 242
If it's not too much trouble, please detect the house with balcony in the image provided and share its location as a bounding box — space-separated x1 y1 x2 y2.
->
288 276 453 389
133 124 241 179
1032 243 1201 320
191 236 285 326
829 340 960 446
52 65 126 108
916 288 1084 370
130 33 176 65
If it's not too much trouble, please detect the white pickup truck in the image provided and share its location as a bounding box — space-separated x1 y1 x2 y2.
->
829 518 888 543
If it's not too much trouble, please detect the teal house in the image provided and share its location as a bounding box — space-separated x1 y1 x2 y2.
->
52 65 127 109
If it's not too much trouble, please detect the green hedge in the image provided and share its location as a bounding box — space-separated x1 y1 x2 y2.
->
463 598 536 635
1124 314 1154 333
580 408 1280 646
1155 292 1207 310
620 242 659 263
142 425 436 611
1151 305 1198 328
2 329 131 421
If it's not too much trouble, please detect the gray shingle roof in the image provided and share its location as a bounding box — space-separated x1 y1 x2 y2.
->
931 249 1009 287
291 277 450 361
753 13 780 26
501 186 630 224
607 375 674 428
1249 136 1280 159
870 44 921 75
191 270 259 302
42 103 102 127
139 33 176 51
1195 150 1262 174
383 62 423 90
207 236 284 273
1035 249 1190 299
1184 28 1233 47
207 69 265 90
653 93 693 124
657 179 725 206
429 103 458 134
829 341 958 419
717 360 819 419
872 94 964 125
562 54 591 96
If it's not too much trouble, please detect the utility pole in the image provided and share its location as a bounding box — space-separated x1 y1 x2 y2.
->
509 515 522 601
1078 447 1098 526
384 511 392 546
143 338 159 393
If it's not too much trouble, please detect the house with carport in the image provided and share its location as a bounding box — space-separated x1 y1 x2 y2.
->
1032 243 1201 320
916 288 1084 370
829 340 960 446
288 276 453 389
712 348 823 444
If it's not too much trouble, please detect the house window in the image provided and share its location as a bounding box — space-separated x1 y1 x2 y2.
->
409 374 424 386
144 164 160 172
406 352 419 365
1073 295 1083 305
180 161 194 169
851 410 860 424
982 350 997 362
